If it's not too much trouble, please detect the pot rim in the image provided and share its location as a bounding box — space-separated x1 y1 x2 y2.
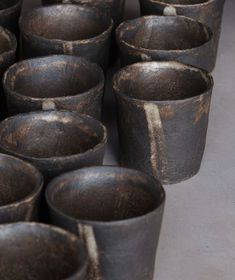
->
19 4 113 45
0 0 22 16
116 15 213 53
3 55 104 102
0 111 107 162
0 222 88 279
145 0 215 7
113 61 214 103
0 153 44 211
0 26 17 57
46 165 166 227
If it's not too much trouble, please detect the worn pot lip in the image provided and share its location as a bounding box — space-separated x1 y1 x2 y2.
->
46 165 166 227
113 61 214 103
0 111 107 162
146 0 214 7
19 4 113 45
0 26 17 57
0 153 44 211
3 55 105 102
0 0 22 15
0 222 88 279
116 15 213 53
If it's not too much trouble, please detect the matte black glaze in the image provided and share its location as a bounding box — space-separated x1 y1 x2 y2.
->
113 61 214 184
0 222 88 279
46 166 165 280
42 0 125 27
0 153 43 223
0 27 17 119
139 0 225 59
0 111 107 182
0 0 22 35
116 15 215 72
19 4 113 70
4 55 104 119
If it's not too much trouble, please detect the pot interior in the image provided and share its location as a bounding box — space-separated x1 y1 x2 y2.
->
121 16 211 50
8 56 103 98
0 0 18 10
0 112 105 158
47 167 164 222
158 0 208 4
0 155 41 206
0 29 12 54
0 224 81 280
114 62 212 101
22 5 111 41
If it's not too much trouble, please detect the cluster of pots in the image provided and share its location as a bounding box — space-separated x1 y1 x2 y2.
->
0 0 226 279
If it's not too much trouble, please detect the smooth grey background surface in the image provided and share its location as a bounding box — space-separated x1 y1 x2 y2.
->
23 0 235 279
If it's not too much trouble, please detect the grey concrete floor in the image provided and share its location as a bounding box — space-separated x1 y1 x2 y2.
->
23 0 235 279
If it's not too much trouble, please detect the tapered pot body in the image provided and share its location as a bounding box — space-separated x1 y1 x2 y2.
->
46 166 165 280
0 111 107 182
116 15 215 72
139 0 225 58
0 222 88 279
113 61 214 184
19 5 113 70
0 153 43 223
0 0 22 36
0 27 17 119
4 55 104 119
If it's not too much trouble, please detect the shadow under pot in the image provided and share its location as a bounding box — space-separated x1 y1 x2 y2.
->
0 27 17 119
0 0 22 36
0 153 43 223
19 4 113 70
41 0 125 27
3 55 104 119
139 0 225 60
46 166 165 280
0 222 88 279
113 61 214 184
116 15 214 72
0 111 107 182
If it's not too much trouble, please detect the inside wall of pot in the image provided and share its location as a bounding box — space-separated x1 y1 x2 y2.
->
0 113 104 158
0 0 19 10
116 64 211 101
156 0 208 4
122 16 211 50
8 58 103 98
0 30 12 53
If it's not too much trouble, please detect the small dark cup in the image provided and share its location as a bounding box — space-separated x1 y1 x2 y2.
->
0 111 107 182
0 222 88 279
0 0 22 35
46 166 165 280
42 0 125 27
19 4 113 69
0 153 43 223
0 27 17 119
3 55 104 119
139 0 225 60
113 61 214 184
116 15 214 72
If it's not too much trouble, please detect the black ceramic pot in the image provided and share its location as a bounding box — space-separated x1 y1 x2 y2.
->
3 55 104 119
0 222 88 279
0 111 107 182
42 0 125 27
46 166 165 280
0 153 43 223
113 61 214 184
19 4 113 70
116 15 215 72
0 27 17 119
139 0 226 59
0 0 22 36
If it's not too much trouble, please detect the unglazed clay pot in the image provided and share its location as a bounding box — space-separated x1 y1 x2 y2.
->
19 4 113 70
0 153 43 223
116 15 215 72
113 61 214 184
0 222 88 279
4 55 104 119
46 166 165 280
